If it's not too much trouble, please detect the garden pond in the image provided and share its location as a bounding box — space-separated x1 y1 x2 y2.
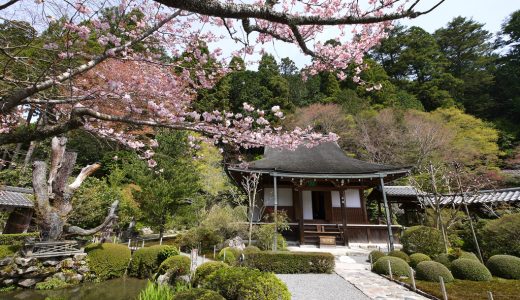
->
0 277 148 300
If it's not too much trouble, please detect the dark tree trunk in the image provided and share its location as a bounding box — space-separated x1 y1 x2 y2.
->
32 136 118 240
3 208 33 234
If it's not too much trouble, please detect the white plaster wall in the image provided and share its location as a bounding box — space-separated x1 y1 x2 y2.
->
263 188 293 206
345 189 361 208
331 189 361 208
302 191 313 219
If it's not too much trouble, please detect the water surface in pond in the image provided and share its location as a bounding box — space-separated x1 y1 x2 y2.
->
1 277 148 300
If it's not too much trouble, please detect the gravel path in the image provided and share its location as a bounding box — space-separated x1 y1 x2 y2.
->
277 273 371 300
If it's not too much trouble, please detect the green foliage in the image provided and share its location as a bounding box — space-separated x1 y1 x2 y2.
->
0 245 19 259
401 226 445 257
242 246 261 255
0 232 39 245
138 281 174 300
178 227 224 252
255 224 287 251
0 168 33 187
369 250 386 263
85 243 131 280
128 245 174 278
193 261 229 287
409 253 431 268
157 255 191 278
35 278 71 290
204 267 291 300
479 213 520 258
388 250 410 263
416 261 454 283
486 255 520 279
372 256 410 277
157 246 180 263
173 288 225 300
217 248 238 265
434 253 452 269
451 258 492 281
243 251 335 274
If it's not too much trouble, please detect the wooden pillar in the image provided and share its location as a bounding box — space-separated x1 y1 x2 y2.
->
298 190 304 245
377 200 383 224
380 176 395 251
340 190 349 246
360 190 371 243
3 208 33 234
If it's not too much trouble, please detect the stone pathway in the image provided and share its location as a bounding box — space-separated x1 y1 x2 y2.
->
334 255 428 300
277 274 370 300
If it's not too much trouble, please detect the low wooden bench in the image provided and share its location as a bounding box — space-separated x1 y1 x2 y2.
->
319 236 336 247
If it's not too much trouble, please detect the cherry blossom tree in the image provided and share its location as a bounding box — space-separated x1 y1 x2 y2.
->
0 0 445 239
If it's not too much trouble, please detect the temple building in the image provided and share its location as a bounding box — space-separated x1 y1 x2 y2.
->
227 142 410 249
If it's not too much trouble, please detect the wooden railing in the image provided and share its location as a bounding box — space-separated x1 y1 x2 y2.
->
23 241 83 258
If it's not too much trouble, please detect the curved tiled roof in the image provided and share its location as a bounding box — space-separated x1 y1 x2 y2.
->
0 186 34 208
438 187 520 205
232 142 409 176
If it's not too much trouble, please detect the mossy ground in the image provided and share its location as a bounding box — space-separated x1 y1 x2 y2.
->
400 277 520 300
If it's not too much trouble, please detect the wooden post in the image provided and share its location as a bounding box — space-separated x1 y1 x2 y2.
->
160 236 163 245
439 276 448 300
387 260 393 280
141 239 145 248
223 250 226 262
379 176 395 251
298 190 304 245
128 239 131 248
410 267 416 291
369 254 373 271
213 245 216 259
273 175 278 252
487 291 494 300
340 190 349 246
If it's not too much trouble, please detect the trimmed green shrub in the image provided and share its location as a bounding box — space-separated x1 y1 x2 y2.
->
434 253 452 269
256 224 287 251
369 250 385 263
458 251 480 261
0 232 39 245
410 253 431 268
0 245 19 259
157 245 180 262
204 267 290 300
173 288 225 300
35 278 71 290
416 261 454 283
138 281 174 300
85 243 131 280
193 261 229 287
451 258 492 281
388 250 410 263
242 246 261 255
244 251 334 273
479 213 520 258
217 247 238 264
129 245 177 278
486 255 520 279
372 256 410 277
157 255 191 278
401 226 445 257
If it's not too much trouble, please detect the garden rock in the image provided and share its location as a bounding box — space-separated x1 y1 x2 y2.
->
224 236 245 250
42 259 60 266
15 257 36 267
78 265 90 274
0 257 13 266
74 253 87 261
58 258 74 269
23 266 39 274
3 278 15 285
53 272 66 281
18 278 39 287
141 227 154 235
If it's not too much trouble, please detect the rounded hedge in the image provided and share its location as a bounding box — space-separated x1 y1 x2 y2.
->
486 255 520 279
410 253 431 268
369 250 385 263
458 251 480 261
388 250 410 263
158 255 191 277
401 226 445 257
204 267 291 300
480 213 520 258
434 253 452 269
193 261 229 287
242 246 261 255
372 256 410 277
85 243 131 280
416 261 454 283
129 245 179 278
173 288 225 300
451 258 492 281
217 247 239 264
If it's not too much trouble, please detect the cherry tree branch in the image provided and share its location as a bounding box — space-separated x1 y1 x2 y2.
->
0 10 181 114
154 0 445 26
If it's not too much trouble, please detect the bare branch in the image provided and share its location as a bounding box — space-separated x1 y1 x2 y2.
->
68 163 101 191
64 200 119 236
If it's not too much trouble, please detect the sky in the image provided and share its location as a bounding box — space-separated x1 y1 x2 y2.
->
238 0 519 69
